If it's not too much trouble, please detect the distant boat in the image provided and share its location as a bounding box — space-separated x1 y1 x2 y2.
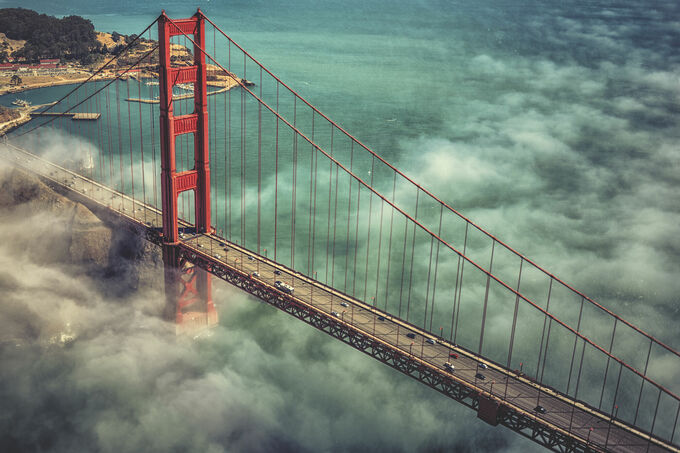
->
11 99 30 107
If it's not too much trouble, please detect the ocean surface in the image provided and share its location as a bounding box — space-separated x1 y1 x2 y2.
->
1 1 679 452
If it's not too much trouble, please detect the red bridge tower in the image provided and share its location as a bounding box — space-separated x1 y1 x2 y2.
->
158 10 216 333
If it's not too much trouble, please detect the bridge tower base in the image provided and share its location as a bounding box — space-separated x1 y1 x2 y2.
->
163 245 217 335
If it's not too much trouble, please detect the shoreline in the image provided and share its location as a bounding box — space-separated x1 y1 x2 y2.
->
0 74 251 135
0 102 57 136
0 72 143 97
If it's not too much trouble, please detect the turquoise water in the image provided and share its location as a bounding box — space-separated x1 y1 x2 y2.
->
2 1 680 451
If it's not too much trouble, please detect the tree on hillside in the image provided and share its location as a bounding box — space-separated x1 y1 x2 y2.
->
10 74 22 85
0 8 98 65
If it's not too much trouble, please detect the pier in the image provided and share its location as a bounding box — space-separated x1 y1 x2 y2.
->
30 112 101 120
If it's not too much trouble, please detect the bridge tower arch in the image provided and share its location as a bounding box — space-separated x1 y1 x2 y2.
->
158 10 215 332
158 9 211 240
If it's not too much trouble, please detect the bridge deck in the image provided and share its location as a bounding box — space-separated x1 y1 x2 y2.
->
3 143 677 453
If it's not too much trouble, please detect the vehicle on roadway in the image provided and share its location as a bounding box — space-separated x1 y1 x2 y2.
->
444 362 454 372
251 271 260 278
534 405 546 414
406 332 416 339
449 352 459 359
331 311 340 317
247 255 255 261
426 338 436 345
274 270 282 275
274 280 294 294
378 316 386 321
478 363 488 369
475 373 486 380
340 302 349 308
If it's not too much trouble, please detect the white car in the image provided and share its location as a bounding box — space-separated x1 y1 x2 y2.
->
275 281 294 294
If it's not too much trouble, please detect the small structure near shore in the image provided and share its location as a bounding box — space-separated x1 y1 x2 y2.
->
29 111 101 120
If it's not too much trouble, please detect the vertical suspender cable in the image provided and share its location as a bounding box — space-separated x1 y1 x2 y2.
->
257 66 262 254
325 126 334 282
478 240 496 354
453 223 468 345
274 83 279 260
96 81 104 183
331 162 339 286
126 79 135 217
224 72 228 239
105 85 114 202
428 205 444 332
397 199 409 317
374 193 385 308
566 297 585 396
599 319 618 410
405 189 420 322
149 78 159 225
311 145 318 278
115 78 124 206
507 258 526 369
291 97 297 268
363 156 375 301
307 113 315 274
213 26 218 235
344 142 354 293
241 55 246 246
351 176 361 297
137 71 147 222
227 41 232 241
384 173 396 312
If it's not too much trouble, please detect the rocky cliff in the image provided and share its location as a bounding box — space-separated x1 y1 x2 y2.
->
0 165 162 293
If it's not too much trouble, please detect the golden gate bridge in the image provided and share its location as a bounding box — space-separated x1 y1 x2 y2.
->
2 10 679 453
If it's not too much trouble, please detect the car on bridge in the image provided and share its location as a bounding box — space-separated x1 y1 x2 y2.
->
444 362 455 372
534 405 546 414
426 338 436 345
275 280 294 294
340 302 349 308
449 352 459 359
475 373 486 380
406 332 416 339
251 272 260 278
274 270 282 275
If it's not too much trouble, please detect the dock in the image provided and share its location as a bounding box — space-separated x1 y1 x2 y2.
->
30 112 101 120
125 86 230 104
124 78 254 104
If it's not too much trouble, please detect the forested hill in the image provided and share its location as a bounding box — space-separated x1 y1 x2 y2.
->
0 8 100 64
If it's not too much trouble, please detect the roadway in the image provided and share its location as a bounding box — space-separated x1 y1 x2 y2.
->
3 142 677 453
